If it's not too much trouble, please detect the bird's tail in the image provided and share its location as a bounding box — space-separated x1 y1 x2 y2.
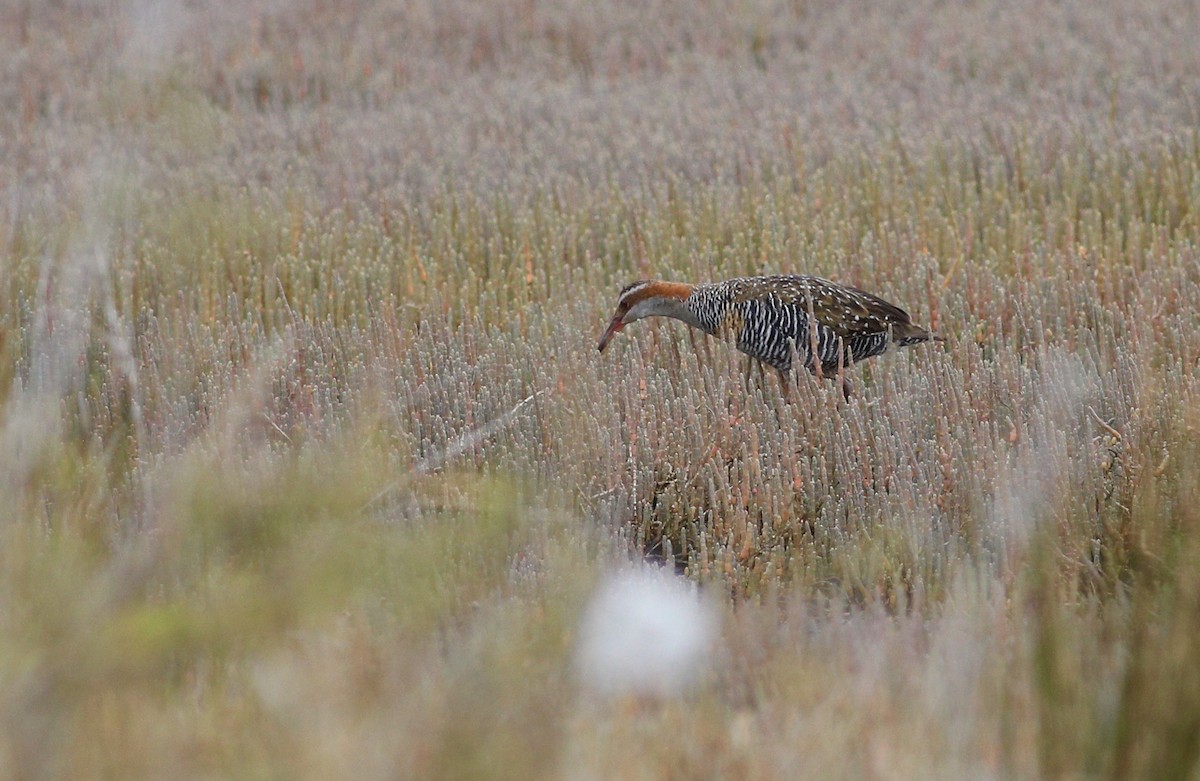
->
893 322 943 346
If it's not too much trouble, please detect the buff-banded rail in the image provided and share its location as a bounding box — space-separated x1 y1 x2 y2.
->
597 275 942 398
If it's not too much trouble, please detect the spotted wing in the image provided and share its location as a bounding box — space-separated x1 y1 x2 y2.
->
728 275 920 338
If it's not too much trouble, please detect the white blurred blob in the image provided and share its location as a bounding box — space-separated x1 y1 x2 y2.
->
575 566 717 698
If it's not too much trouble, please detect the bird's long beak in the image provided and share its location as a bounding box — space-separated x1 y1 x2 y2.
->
597 315 625 352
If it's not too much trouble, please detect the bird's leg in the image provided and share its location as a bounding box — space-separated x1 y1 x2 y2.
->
835 337 848 403
780 338 804 405
743 355 758 397
806 316 822 381
777 369 795 403
767 369 791 424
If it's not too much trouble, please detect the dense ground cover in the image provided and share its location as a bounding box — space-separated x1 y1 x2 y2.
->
2 1 1200 778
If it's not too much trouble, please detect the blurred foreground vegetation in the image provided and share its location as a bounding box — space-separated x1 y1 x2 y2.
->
2 0 1200 778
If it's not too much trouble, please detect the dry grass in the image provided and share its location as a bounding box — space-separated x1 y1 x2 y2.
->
3 1 1200 778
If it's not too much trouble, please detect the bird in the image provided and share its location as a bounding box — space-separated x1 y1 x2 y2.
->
596 275 942 398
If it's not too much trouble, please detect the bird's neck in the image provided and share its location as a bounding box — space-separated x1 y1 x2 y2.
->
637 295 709 331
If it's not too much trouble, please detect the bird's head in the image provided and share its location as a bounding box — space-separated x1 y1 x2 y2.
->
597 280 695 352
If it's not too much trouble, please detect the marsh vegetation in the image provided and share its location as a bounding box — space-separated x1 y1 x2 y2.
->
2 1 1200 778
